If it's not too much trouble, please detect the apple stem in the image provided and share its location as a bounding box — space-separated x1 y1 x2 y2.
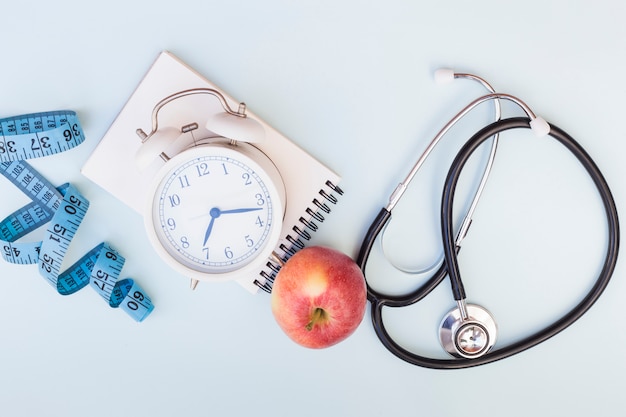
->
306 307 329 331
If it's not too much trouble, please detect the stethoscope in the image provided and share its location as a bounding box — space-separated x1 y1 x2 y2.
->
356 69 620 369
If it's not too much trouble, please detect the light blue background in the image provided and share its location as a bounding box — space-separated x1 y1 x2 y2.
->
1 1 624 416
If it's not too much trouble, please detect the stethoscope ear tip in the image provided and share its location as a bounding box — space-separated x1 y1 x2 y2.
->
530 117 551 137
434 68 455 85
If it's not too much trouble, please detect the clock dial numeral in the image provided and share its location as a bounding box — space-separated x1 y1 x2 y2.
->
255 216 264 228
178 175 190 188
221 163 229 175
167 218 176 230
255 193 265 206
242 173 252 185
180 236 190 248
169 194 181 207
196 163 209 177
245 235 254 247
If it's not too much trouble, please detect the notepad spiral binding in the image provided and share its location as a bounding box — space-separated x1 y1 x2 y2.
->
255 180 344 293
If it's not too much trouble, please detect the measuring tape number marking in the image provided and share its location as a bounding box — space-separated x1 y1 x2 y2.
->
0 110 83 161
0 111 154 321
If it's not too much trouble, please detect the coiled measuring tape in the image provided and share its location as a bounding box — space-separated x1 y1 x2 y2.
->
0 110 154 321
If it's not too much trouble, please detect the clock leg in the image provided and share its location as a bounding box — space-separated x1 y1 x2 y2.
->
190 279 200 290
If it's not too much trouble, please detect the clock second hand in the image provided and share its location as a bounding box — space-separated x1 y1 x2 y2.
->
202 207 263 246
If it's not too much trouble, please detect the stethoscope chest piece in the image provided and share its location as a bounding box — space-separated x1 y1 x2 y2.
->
439 304 497 359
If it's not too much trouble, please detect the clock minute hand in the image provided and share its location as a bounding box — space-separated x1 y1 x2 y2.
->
220 207 263 215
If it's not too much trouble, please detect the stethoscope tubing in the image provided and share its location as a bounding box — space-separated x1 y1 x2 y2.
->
357 207 450 307
358 117 620 369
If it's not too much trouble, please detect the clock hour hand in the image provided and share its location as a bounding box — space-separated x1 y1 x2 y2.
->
202 207 262 246
202 207 221 246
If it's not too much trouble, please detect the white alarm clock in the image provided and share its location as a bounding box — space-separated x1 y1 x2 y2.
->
135 88 286 290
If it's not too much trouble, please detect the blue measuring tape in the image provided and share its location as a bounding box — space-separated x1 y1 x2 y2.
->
0 110 154 321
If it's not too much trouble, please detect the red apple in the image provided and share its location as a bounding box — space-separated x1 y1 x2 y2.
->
270 246 367 349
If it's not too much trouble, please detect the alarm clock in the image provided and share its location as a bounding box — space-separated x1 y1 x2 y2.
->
135 88 286 290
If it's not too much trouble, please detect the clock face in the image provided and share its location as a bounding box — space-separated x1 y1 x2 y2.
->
148 146 282 277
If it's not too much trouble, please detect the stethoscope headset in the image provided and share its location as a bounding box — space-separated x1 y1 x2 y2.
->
356 69 620 369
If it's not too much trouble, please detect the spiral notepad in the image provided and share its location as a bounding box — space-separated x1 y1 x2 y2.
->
257 180 344 293
82 51 343 293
